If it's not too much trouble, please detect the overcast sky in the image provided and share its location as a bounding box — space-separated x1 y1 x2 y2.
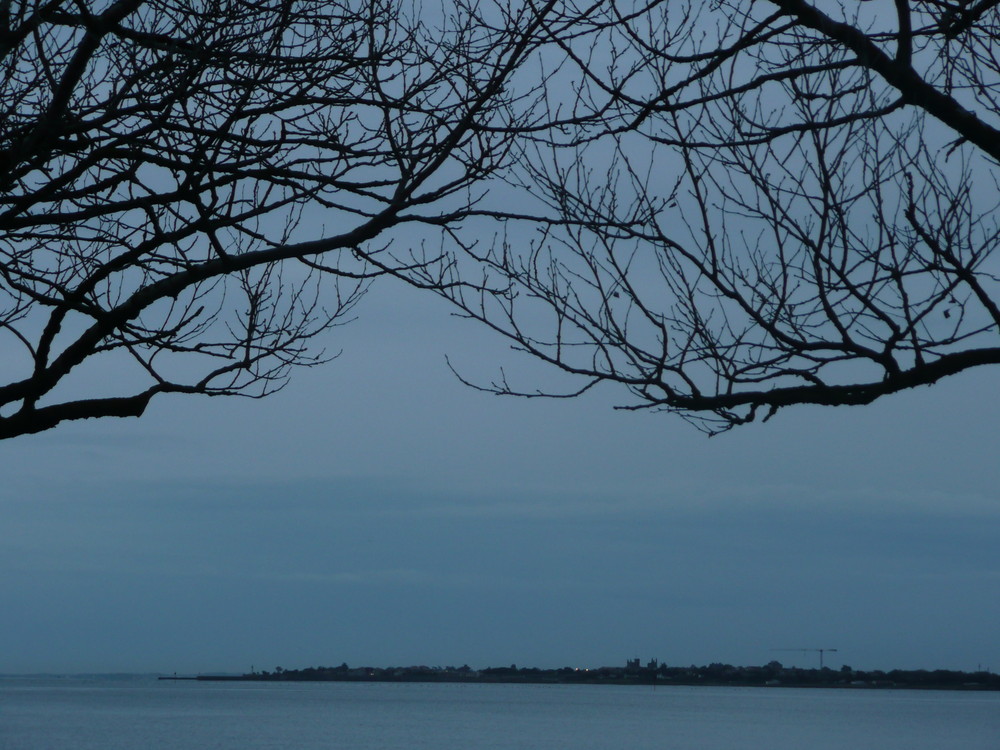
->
2 275 998 676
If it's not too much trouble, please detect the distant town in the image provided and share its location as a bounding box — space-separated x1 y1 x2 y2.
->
164 658 1000 691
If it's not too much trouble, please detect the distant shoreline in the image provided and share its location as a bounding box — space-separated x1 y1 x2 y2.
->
160 662 1000 691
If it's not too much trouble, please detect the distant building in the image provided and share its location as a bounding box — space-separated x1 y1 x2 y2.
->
625 657 659 672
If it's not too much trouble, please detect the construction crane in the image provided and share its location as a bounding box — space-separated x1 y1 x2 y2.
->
772 648 838 669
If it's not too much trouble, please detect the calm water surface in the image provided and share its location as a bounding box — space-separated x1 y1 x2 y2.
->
1 677 997 749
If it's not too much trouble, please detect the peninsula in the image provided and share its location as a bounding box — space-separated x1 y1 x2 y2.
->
162 659 1000 691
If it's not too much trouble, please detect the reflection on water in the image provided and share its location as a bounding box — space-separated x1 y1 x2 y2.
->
2 677 998 750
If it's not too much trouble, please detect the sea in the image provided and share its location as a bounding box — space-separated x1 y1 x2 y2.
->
1 677 998 749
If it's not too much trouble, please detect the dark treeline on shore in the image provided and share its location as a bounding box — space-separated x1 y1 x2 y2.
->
170 660 1000 691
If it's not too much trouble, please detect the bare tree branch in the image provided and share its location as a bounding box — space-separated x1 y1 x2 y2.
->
0 0 571 438
429 0 1000 432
